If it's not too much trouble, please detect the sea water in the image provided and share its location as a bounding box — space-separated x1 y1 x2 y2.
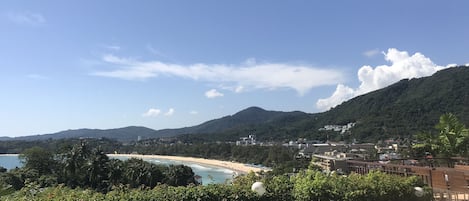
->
115 156 236 185
0 155 235 185
0 155 22 170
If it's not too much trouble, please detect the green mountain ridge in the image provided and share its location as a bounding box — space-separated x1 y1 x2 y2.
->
2 66 468 142
319 66 469 141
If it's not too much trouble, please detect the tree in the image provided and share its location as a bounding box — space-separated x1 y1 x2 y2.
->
164 165 197 186
108 159 124 186
413 113 469 158
435 113 469 157
86 147 110 192
18 147 56 175
122 158 165 188
58 141 92 188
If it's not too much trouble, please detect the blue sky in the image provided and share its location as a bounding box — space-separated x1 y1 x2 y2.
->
1 1 468 137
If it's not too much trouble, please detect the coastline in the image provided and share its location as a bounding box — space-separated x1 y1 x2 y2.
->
0 154 19 156
107 154 270 174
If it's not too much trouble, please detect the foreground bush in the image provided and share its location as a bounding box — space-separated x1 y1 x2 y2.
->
0 170 432 201
292 170 432 201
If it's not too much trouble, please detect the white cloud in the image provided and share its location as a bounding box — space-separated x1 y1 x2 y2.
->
446 64 457 68
142 108 161 117
164 108 175 116
316 84 355 110
205 89 224 98
317 48 448 111
189 110 198 115
363 49 380 57
93 56 344 95
6 11 46 26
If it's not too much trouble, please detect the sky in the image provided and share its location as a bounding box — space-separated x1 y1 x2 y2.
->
1 1 468 137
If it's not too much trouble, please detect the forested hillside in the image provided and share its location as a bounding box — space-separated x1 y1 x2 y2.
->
317 66 469 141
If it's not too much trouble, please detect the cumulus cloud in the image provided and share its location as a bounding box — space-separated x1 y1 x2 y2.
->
317 48 448 111
93 56 344 95
205 89 224 98
142 108 161 117
6 11 46 26
164 108 175 116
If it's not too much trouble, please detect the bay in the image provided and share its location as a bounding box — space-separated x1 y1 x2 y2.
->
0 155 235 185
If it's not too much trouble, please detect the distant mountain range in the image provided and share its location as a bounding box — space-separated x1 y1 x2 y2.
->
2 66 468 142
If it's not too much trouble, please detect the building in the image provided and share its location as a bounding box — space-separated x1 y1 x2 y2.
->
298 143 347 158
236 135 256 146
311 153 348 172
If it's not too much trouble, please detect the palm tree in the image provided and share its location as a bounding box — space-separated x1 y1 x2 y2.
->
413 113 469 165
86 147 110 192
435 113 469 158
108 159 124 186
60 141 92 187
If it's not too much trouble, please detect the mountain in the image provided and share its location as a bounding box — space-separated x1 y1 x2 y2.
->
153 106 310 137
315 66 469 141
0 107 310 142
2 66 469 142
180 66 469 142
4 126 161 142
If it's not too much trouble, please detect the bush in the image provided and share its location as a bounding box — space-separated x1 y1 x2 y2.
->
0 171 432 201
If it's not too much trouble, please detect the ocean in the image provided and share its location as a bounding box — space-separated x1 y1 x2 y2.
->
0 154 235 185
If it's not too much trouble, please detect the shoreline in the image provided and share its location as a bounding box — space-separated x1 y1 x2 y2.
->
0 154 19 156
107 154 270 174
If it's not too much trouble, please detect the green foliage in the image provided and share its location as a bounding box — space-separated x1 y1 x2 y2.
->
292 170 430 201
164 165 197 186
19 147 56 175
1 171 431 201
0 141 200 196
413 113 469 158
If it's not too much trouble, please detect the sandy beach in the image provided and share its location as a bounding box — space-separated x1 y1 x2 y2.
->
107 154 270 174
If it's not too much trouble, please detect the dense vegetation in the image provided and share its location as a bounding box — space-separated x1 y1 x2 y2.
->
0 142 198 194
0 138 308 175
0 170 430 201
0 139 434 200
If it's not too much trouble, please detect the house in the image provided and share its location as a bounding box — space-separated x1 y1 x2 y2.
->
298 143 347 158
311 154 348 172
236 135 256 146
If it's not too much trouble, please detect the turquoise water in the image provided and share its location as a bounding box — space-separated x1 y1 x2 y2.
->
0 155 22 170
111 156 235 185
0 155 235 185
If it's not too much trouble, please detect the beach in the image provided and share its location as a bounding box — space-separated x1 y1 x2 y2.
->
107 154 270 174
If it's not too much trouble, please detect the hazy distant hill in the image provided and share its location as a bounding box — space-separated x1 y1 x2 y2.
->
153 106 311 136
5 126 161 142
2 66 468 142
0 107 310 142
